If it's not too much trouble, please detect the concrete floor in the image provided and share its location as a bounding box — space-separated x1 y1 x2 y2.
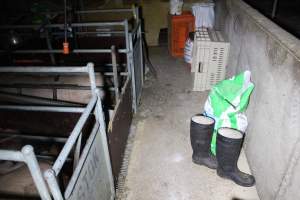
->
118 47 259 200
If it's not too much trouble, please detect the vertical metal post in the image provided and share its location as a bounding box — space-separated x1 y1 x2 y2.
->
45 30 56 65
124 19 137 112
73 132 82 170
53 88 57 100
64 0 68 43
138 21 144 86
124 20 132 77
52 95 97 174
95 89 106 133
95 90 115 198
44 169 64 200
21 145 52 200
87 62 97 92
272 0 279 19
135 6 140 27
129 32 137 113
111 46 120 102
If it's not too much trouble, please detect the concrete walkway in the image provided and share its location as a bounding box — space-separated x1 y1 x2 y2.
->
119 47 259 200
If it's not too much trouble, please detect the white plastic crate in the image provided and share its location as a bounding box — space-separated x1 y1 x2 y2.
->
192 28 230 91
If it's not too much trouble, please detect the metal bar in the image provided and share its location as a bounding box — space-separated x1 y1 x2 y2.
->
0 84 103 90
104 72 128 76
138 21 144 86
135 6 139 22
53 88 57 100
87 62 97 92
124 19 131 77
0 84 117 92
103 63 127 67
45 30 56 65
0 133 67 143
21 145 52 200
0 66 88 73
272 0 279 18
37 155 72 162
74 49 127 53
64 122 99 198
52 95 97 174
0 105 85 113
0 62 126 68
131 21 141 37
0 22 125 30
129 32 137 113
111 46 120 102
0 49 127 54
73 132 82 170
76 8 133 14
78 0 85 20
0 8 134 18
44 169 64 200
0 75 127 82
95 90 115 196
18 88 22 95
64 0 68 43
0 91 81 106
75 31 125 35
0 150 24 161
124 19 136 112
95 90 106 133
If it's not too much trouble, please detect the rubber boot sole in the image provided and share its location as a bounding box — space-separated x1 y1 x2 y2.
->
217 169 255 187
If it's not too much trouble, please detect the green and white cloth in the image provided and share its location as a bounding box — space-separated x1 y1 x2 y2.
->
204 71 255 155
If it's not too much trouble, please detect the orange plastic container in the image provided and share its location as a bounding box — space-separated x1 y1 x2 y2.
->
169 11 195 57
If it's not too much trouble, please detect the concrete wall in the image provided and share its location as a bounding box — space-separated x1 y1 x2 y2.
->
215 0 300 199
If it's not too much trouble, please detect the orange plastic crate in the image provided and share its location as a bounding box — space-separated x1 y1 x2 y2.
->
169 11 195 57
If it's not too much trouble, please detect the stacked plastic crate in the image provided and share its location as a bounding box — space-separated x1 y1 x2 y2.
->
169 11 195 57
191 28 230 91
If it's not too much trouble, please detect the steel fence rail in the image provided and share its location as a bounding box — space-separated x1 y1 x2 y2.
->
52 94 97 174
0 105 85 113
76 8 134 14
0 66 89 73
0 145 52 200
0 21 126 30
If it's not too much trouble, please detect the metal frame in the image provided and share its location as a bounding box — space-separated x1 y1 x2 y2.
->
0 63 110 103
271 0 279 18
0 145 52 200
0 63 115 200
0 7 144 112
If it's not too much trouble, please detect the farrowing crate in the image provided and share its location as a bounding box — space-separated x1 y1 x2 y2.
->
191 28 230 91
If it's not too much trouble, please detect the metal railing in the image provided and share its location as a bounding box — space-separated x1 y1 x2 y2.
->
0 7 143 112
0 63 115 200
0 145 52 200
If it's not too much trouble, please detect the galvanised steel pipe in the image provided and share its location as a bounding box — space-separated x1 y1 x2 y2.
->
0 150 24 162
52 94 97 174
22 145 52 200
0 105 85 113
0 49 128 54
0 66 89 73
44 169 64 200
0 21 126 29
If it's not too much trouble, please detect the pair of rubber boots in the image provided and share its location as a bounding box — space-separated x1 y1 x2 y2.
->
190 114 255 187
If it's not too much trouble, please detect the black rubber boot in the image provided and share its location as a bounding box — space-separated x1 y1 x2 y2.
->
190 114 217 169
216 128 255 187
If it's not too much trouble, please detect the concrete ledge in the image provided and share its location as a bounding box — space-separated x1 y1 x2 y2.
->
232 0 300 62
